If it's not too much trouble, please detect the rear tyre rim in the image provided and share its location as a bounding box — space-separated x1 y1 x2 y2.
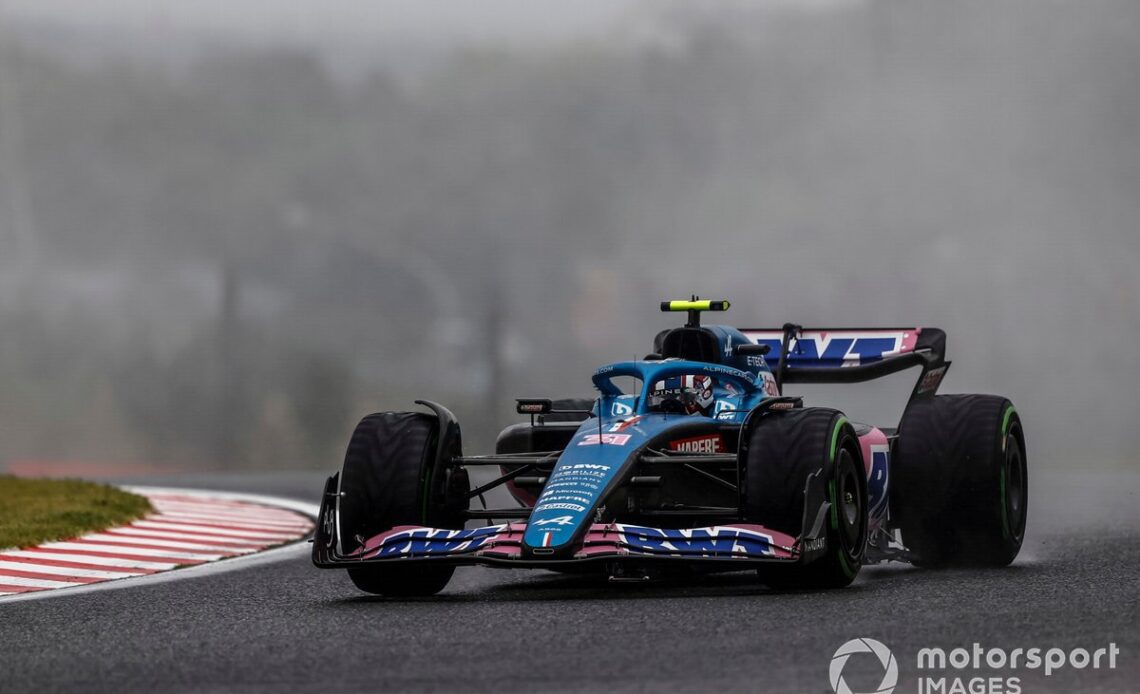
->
1003 430 1026 542
836 449 864 553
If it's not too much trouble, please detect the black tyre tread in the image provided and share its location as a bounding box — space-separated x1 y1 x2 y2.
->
339 412 434 546
747 408 867 589
893 394 1025 567
337 411 457 596
347 563 454 597
747 408 843 534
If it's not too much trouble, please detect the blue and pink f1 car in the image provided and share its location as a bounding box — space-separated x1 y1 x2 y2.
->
313 300 1027 595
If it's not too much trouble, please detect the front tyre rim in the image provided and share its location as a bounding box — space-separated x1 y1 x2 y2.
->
836 449 864 552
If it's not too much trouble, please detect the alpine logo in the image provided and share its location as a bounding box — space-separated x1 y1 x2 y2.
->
611 400 634 416
534 515 575 526
668 434 725 454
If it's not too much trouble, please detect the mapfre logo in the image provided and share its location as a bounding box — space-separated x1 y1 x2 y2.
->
830 638 898 694
668 434 724 454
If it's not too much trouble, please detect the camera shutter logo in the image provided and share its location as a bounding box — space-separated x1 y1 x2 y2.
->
830 638 898 694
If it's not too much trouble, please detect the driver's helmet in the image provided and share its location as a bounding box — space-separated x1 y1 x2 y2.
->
647 374 715 415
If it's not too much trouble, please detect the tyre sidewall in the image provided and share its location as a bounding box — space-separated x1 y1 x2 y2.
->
893 395 1027 567
746 409 867 588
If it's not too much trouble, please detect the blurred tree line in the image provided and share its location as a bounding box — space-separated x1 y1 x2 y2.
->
0 0 1137 471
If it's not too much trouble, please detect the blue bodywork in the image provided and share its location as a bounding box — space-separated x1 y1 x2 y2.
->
521 351 771 553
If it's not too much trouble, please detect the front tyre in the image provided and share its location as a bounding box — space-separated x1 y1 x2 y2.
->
892 395 1027 567
337 411 467 596
745 408 868 589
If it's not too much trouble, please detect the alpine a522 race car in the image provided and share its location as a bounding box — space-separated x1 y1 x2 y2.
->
313 299 1027 595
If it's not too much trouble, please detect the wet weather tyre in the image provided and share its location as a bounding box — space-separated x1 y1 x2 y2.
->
745 408 867 589
337 411 465 596
892 395 1027 567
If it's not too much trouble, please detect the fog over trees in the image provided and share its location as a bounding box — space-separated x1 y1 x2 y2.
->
0 1 1137 471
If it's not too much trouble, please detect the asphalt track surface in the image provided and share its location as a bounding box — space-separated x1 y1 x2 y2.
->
2 470 1137 693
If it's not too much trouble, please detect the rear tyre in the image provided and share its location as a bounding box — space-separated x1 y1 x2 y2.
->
745 408 867 589
337 411 467 596
892 395 1027 567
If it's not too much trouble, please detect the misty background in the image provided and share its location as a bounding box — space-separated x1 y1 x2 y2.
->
0 0 1137 476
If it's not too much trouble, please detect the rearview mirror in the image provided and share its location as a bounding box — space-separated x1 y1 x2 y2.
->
516 399 552 415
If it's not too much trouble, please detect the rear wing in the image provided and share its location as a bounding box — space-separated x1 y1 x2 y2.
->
739 326 949 401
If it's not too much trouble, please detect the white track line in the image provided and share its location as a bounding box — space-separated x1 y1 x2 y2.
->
0 575 82 589
37 541 229 561
0 561 146 580
128 521 295 540
77 533 252 553
0 550 178 571
150 508 307 524
151 501 306 516
105 530 264 550
149 496 306 511
148 511 310 530
103 527 266 545
0 487 317 605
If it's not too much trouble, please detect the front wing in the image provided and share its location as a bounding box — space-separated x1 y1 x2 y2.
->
313 521 801 569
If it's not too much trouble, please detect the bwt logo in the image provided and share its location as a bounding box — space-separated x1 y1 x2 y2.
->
831 638 898 694
745 330 909 366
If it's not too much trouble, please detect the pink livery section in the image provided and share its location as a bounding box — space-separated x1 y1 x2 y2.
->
351 523 799 563
856 426 892 534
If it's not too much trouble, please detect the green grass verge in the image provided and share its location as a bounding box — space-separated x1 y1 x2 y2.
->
0 476 152 550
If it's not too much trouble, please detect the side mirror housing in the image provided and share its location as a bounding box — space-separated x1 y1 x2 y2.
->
516 398 553 415
734 343 771 356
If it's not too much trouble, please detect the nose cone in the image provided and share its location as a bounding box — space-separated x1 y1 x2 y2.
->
521 436 620 554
